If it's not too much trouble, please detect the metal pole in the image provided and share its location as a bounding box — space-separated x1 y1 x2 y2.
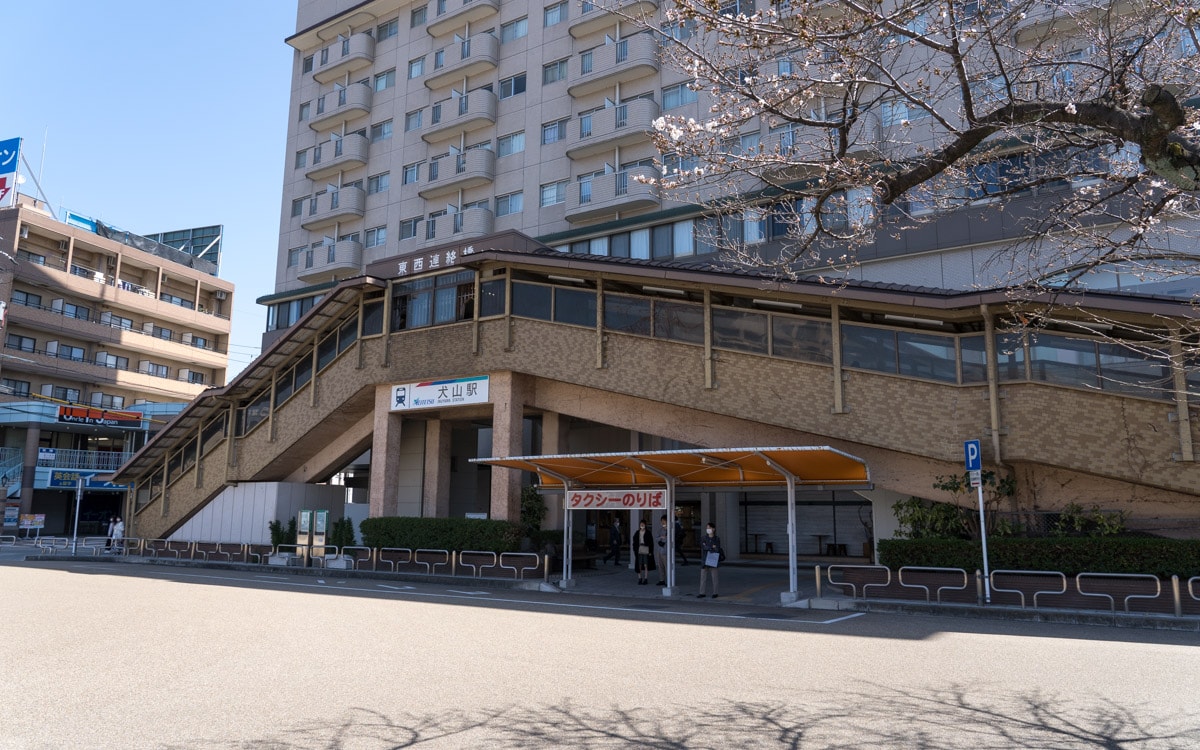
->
977 482 991 603
70 476 82 556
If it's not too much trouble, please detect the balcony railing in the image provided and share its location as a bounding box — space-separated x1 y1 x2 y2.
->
420 206 495 246
6 299 224 352
422 89 498 143
305 132 370 181
309 84 372 132
419 148 496 199
300 186 367 230
569 0 659 38
566 98 660 159
564 166 660 222
295 240 365 284
568 33 659 98
313 32 376 84
425 32 499 90
427 0 500 37
36 448 135 472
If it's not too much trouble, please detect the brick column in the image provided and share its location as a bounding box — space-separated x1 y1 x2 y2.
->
489 372 527 522
369 386 404 517
422 418 452 517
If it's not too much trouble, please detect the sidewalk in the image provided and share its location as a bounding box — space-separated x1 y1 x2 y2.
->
554 558 812 607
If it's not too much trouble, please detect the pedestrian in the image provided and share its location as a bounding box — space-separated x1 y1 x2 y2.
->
675 518 689 565
602 517 623 565
110 516 125 553
631 519 655 585
105 516 116 549
654 514 670 586
697 522 723 598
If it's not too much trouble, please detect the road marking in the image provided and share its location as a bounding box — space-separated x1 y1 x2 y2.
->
378 584 414 591
821 611 866 624
447 590 490 596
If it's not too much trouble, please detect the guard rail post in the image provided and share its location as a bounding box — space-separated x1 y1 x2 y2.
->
814 565 822 599
1171 575 1181 618
976 570 984 606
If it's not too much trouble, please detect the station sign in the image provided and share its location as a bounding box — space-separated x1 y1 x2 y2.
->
566 489 665 510
57 406 143 429
390 375 489 411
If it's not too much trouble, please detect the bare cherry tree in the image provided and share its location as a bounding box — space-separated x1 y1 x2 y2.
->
640 0 1200 377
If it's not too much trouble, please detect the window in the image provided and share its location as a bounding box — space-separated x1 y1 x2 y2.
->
6 334 35 353
155 325 173 341
17 250 44 265
52 386 82 402
60 302 91 321
497 131 525 156
374 69 396 91
1 378 30 397
496 191 523 216
12 290 41 307
399 218 421 239
402 162 422 184
404 110 423 131
499 74 527 99
298 102 310 121
542 59 568 84
57 344 85 362
501 17 528 42
302 55 314 73
719 0 748 14
370 120 393 142
291 198 305 217
378 18 399 38
294 150 307 169
410 7 426 27
662 152 699 175
544 1 567 26
540 180 567 206
663 83 698 109
96 352 129 370
143 361 169 378
365 225 388 248
408 57 425 79
661 19 697 43
368 172 390 194
542 118 568 144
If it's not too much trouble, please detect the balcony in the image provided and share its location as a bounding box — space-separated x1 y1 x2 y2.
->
305 132 370 181
427 0 500 37
567 33 659 98
422 89 498 143
308 84 372 132
300 185 367 230
313 32 376 84
418 148 496 199
566 98 660 159
420 206 495 246
295 240 364 284
425 33 500 90
569 0 659 39
564 167 660 222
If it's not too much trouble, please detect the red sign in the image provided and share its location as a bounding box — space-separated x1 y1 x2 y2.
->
566 490 665 509
57 406 142 429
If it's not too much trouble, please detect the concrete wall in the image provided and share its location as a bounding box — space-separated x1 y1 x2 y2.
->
169 482 347 544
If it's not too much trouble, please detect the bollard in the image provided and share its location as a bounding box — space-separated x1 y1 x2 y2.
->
976 570 984 606
1172 575 1181 618
814 565 822 599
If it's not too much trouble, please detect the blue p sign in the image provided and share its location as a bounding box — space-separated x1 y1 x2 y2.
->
964 440 981 471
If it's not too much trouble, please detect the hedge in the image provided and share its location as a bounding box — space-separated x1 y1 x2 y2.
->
359 516 523 553
877 537 1200 578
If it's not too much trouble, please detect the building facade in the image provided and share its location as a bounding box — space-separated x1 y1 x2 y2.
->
0 196 235 535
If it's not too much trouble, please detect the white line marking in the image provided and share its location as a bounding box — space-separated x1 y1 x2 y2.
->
378 584 414 591
821 612 867 624
447 590 490 596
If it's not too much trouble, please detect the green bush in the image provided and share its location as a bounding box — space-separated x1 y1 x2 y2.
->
877 537 1200 578
328 517 356 549
359 516 523 553
268 518 297 547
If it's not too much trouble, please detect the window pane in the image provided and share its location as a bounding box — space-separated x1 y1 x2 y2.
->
842 325 898 373
960 334 987 383
512 282 552 320
897 331 958 382
996 332 1025 381
771 316 833 364
604 294 651 335
1030 333 1098 388
480 279 506 317
712 308 768 353
1097 342 1171 399
653 301 704 344
554 287 597 327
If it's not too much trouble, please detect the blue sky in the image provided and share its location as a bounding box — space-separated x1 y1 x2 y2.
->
2 1 298 377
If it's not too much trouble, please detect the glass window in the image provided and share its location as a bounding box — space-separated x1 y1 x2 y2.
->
771 317 833 364
374 69 396 91
610 232 631 258
294 150 307 169
404 110 422 131
960 335 987 383
399 218 421 239
291 198 305 217
651 224 673 259
543 59 568 84
402 162 421 184
842 325 898 373
630 228 651 259
496 191 523 216
302 55 314 73
368 172 390 194
542 118 569 144
298 102 310 121
371 120 393 142
501 17 528 42
480 279 506 317
604 294 652 335
555 288 597 327
653 301 704 344
1030 333 1097 388
712 308 768 353
499 74 527 99
408 57 425 79
672 220 694 257
540 181 566 206
365 225 388 248
897 331 958 382
379 18 400 38
588 237 608 256
410 7 426 27
497 131 525 156
663 83 698 110
512 282 552 320
1097 342 1171 399
544 1 567 26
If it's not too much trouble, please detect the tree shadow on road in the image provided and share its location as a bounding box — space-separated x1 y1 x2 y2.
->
161 682 1199 749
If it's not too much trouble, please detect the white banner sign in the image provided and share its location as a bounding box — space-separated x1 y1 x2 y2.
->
565 489 666 510
390 375 489 411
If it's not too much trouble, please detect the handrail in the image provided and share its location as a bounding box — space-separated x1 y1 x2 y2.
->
340 546 375 570
0 534 15 546
246 543 273 564
825 564 891 599
414 548 451 575
1189 576 1200 602
898 566 969 603
37 537 70 554
270 544 306 564
989 569 1067 609
376 547 413 572
499 552 541 580
78 536 112 555
200 542 244 562
457 550 498 578
1076 572 1161 614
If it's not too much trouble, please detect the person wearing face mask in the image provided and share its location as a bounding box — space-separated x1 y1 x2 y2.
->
654 515 670 586
697 522 723 598
631 518 656 585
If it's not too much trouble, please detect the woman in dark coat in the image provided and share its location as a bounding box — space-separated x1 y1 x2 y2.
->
631 519 656 585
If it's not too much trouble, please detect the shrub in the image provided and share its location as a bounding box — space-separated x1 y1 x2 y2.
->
877 537 1200 578
359 516 523 553
328 517 356 549
268 518 297 547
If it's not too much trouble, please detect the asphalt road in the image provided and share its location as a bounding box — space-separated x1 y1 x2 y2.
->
1 559 1197 749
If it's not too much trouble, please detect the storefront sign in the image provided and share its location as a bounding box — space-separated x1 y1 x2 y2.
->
566 489 665 510
390 375 489 411
57 406 142 429
47 470 126 491
0 137 20 208
3 503 19 527
19 514 44 530
37 448 56 463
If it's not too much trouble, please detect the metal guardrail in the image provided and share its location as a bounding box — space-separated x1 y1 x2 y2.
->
414 548 451 575
457 550 498 578
377 547 413 571
991 569 1067 609
824 564 892 599
898 566 970 603
0 534 16 546
340 545 375 570
499 552 541 580
1076 572 1161 614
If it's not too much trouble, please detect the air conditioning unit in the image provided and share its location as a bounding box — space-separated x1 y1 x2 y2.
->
138 360 152 374
181 333 193 345
18 226 28 239
214 290 228 301
142 321 155 334
178 369 192 381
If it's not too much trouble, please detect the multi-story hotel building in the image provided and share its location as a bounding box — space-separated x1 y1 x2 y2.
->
0 196 234 535
110 0 1197 563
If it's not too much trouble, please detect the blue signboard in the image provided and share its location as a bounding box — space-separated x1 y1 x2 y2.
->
963 440 981 471
47 470 127 491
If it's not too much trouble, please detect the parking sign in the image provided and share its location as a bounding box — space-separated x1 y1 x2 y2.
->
964 439 981 471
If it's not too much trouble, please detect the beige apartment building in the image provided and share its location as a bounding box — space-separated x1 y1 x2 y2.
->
0 196 234 535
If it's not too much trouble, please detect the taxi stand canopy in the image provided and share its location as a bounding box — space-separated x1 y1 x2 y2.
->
473 446 871 597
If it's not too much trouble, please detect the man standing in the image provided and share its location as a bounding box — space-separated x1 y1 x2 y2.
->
654 515 670 586
602 517 623 565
